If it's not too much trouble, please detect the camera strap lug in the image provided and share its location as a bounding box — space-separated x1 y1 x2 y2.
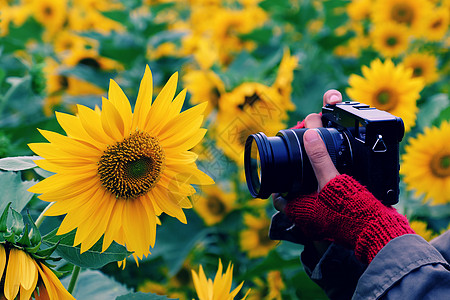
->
372 135 387 152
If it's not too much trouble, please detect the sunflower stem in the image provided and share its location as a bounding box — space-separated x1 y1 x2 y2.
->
68 265 81 294
35 202 54 229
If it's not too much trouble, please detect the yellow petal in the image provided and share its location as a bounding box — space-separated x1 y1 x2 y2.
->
122 199 152 258
108 79 132 134
143 72 178 135
162 128 207 152
166 88 187 120
101 97 125 140
28 173 96 194
55 112 103 149
151 186 187 223
17 250 37 291
5 248 21 300
133 65 153 130
0 245 6 283
37 129 101 159
103 198 125 252
158 101 207 141
77 104 115 145
37 262 75 299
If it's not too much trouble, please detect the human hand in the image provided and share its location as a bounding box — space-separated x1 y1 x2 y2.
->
273 89 342 212
273 89 415 263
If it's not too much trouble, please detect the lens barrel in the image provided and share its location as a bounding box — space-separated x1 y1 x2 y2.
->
244 128 351 199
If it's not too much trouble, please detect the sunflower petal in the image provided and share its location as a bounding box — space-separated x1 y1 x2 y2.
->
133 65 153 130
108 79 133 134
101 97 125 140
144 72 178 135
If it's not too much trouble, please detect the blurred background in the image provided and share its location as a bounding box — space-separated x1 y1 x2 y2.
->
0 0 449 299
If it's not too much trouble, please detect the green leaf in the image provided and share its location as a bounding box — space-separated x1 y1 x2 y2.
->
10 208 24 235
61 270 130 299
416 93 450 129
116 292 177 300
0 202 12 232
0 156 42 171
240 245 301 280
150 210 209 276
27 211 41 245
0 172 37 214
432 106 450 127
42 228 131 269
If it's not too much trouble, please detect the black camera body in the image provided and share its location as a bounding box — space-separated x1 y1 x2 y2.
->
244 101 405 205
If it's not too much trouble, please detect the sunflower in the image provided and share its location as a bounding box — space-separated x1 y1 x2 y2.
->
371 22 410 57
403 52 439 85
409 220 437 241
191 260 249 300
240 211 277 258
215 82 288 163
194 185 237 226
30 0 67 36
211 6 267 65
272 49 298 112
346 59 424 132
0 244 74 300
346 0 372 21
422 6 449 41
371 0 433 35
53 30 96 55
67 7 124 35
247 271 284 300
62 47 122 71
28 65 214 260
183 69 225 115
400 121 450 205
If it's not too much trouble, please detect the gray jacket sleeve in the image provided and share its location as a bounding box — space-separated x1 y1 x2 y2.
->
302 232 450 300
353 232 450 299
270 213 450 299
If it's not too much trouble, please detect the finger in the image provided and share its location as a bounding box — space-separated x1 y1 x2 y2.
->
304 113 322 128
272 193 287 212
303 129 340 191
323 89 342 106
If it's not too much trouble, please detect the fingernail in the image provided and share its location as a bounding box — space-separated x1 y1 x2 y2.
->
304 129 320 142
330 95 339 102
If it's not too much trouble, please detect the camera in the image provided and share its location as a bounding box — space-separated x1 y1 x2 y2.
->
244 101 405 205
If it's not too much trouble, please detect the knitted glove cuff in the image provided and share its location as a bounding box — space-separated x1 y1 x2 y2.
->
319 175 415 263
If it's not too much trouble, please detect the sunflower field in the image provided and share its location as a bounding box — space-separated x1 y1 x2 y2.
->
0 0 449 299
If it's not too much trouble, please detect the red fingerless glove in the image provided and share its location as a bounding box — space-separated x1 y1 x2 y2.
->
284 174 415 264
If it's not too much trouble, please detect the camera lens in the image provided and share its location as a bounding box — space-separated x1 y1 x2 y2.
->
244 128 352 199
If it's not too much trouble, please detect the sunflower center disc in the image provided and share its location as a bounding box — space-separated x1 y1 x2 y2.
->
375 89 397 111
430 153 450 178
98 131 165 199
207 196 226 216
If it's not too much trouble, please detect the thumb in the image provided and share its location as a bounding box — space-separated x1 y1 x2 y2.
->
303 129 340 190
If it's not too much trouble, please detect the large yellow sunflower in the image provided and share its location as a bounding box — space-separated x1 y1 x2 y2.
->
28 65 214 260
346 59 424 132
403 52 439 85
371 22 410 57
191 260 250 300
0 244 74 300
371 0 433 36
400 121 450 205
